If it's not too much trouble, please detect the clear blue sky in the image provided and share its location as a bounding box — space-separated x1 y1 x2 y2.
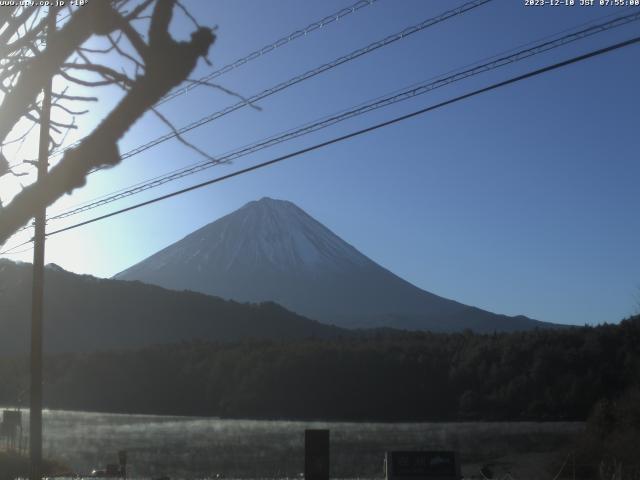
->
2 0 639 326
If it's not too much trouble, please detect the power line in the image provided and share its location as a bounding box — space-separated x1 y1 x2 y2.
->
1 245 34 256
47 6 638 216
0 238 34 256
156 0 380 106
42 0 381 161
45 9 640 223
43 34 640 239
41 0 492 216
2 0 381 172
82 0 491 174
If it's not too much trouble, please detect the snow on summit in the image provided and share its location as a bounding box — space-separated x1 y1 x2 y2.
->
124 197 370 276
115 197 551 333
229 197 370 270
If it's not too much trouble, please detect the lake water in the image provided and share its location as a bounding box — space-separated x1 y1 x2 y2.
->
13 410 583 478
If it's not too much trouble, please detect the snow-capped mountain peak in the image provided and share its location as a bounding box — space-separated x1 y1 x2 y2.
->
115 198 550 333
125 197 371 276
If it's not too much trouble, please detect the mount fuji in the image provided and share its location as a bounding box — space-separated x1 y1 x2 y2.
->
115 197 554 332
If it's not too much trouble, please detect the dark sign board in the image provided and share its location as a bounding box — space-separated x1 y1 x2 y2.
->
386 451 460 480
305 429 329 480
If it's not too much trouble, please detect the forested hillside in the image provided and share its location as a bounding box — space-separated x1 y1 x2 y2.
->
0 259 344 354
1 316 637 421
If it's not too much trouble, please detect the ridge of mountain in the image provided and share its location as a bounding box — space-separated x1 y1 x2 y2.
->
0 258 345 354
115 197 556 333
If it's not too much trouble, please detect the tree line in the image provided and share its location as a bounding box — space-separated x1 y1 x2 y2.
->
0 315 638 421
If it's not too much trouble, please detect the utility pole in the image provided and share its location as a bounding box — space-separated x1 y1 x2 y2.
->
30 6 56 480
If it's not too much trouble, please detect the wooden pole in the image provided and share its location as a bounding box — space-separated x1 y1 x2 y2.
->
29 6 56 480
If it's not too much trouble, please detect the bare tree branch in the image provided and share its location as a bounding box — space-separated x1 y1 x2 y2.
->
150 106 218 163
0 2 120 145
0 1 215 245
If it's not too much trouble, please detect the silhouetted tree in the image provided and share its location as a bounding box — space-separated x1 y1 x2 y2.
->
0 0 215 245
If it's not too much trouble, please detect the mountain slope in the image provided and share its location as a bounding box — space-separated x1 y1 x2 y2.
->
115 197 555 332
0 259 345 354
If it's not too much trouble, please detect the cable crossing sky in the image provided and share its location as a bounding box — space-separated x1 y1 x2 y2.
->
43 0 381 161
4 0 492 239
156 0 381 106
44 9 640 223
36 34 640 242
80 0 492 175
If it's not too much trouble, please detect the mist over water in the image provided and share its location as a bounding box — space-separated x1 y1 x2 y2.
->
17 410 584 478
